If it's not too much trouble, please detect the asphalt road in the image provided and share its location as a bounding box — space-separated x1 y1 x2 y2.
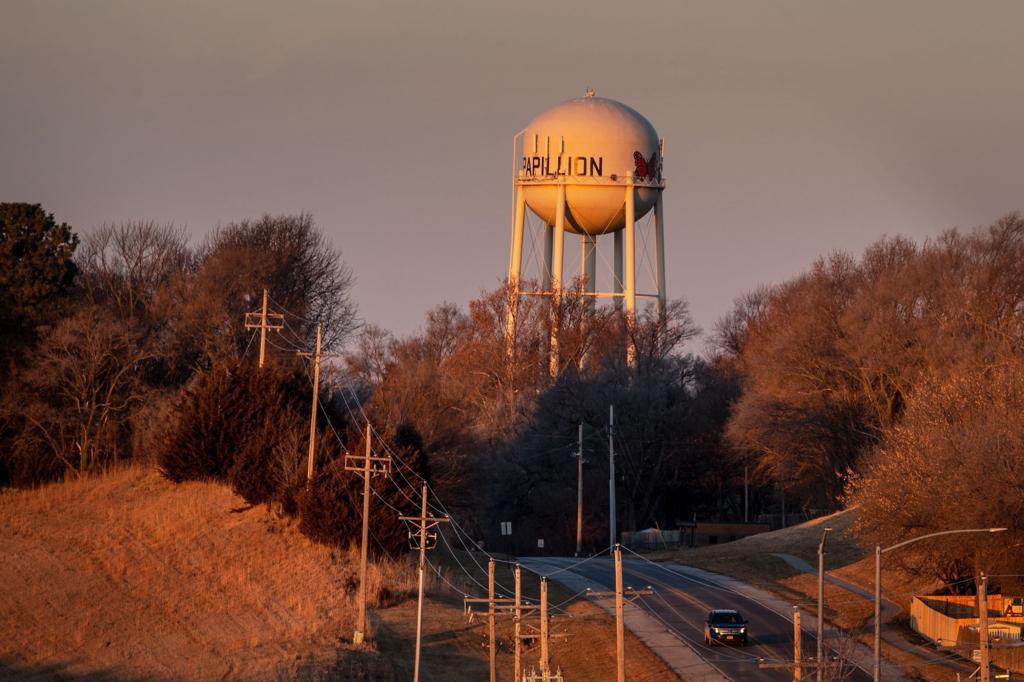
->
524 556 872 682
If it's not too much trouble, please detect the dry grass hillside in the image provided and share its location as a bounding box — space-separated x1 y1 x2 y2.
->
0 466 401 680
655 509 938 616
0 466 681 682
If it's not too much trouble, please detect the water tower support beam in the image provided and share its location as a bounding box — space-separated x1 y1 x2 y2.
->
505 184 527 360
653 190 667 319
624 180 637 367
549 183 566 377
542 224 554 290
613 231 623 310
584 235 597 295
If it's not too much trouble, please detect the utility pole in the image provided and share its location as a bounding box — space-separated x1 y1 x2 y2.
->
793 606 802 682
744 465 749 523
781 485 787 528
298 323 323 480
587 545 652 682
817 528 832 682
488 559 496 682
615 544 626 682
243 287 284 368
873 545 881 682
514 564 522 682
609 405 617 549
574 422 585 557
980 573 990 682
540 576 550 675
400 482 449 682
346 424 392 645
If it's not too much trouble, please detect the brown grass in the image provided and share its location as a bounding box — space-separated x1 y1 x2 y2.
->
0 467 682 681
0 466 419 680
383 550 681 681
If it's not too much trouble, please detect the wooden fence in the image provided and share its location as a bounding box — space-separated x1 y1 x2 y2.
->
911 594 1024 672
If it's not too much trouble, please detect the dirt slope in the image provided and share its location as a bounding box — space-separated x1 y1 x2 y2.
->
1 467 682 681
0 467 381 680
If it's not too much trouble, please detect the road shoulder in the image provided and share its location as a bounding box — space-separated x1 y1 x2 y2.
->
521 557 729 682
657 562 913 682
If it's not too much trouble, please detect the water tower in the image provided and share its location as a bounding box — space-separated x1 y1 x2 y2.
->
506 90 667 373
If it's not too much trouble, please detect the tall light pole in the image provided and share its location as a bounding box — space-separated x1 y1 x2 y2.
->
609 404 616 550
873 527 1007 681
574 422 585 557
817 527 832 682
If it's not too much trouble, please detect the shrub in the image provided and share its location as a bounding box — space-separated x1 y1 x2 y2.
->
156 362 267 483
297 427 430 558
155 359 352 517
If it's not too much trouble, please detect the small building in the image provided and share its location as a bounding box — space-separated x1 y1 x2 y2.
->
686 522 769 547
621 522 769 550
620 528 681 550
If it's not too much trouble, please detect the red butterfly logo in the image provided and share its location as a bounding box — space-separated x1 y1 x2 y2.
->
633 151 659 181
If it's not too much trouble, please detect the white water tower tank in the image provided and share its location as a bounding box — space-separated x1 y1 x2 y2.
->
519 93 662 235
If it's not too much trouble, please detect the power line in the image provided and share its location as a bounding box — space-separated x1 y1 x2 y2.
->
269 294 618 606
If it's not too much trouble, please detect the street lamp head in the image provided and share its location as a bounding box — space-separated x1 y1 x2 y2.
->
819 527 833 553
990 527 1008 533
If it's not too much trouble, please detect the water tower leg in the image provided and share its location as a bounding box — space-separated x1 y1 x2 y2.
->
584 235 597 295
653 190 667 319
542 224 554 291
624 180 637 367
505 184 527 360
613 231 623 311
549 183 566 377
580 234 598 370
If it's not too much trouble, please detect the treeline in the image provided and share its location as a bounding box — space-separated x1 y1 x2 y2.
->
342 280 742 555
718 214 1024 585
346 213 1024 583
0 204 421 556
5 200 1023 584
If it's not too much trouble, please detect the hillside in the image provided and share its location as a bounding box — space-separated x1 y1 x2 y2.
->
656 509 938 616
0 467 681 682
0 467 392 680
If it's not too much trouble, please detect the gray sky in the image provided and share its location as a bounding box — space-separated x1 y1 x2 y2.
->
4 1 1023 344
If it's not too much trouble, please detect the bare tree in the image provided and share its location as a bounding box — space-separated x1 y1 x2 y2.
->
4 307 150 479
198 213 357 354
849 358 1024 585
77 221 193 320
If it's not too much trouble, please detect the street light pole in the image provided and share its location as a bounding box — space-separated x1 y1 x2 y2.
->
817 528 831 682
873 545 881 682
873 527 1007 682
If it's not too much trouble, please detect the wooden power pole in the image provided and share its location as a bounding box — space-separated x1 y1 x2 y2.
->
540 576 550 675
980 574 990 682
615 544 626 682
400 482 449 682
514 564 522 682
573 422 585 557
346 423 391 645
586 545 652 682
793 606 802 681
298 323 322 480
243 287 283 368
488 559 496 682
